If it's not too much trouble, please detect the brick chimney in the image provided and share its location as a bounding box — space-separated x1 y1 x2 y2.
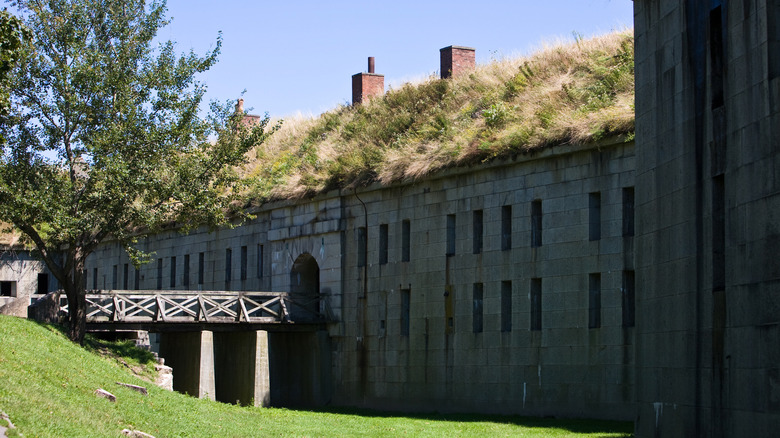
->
352 56 384 105
440 45 476 79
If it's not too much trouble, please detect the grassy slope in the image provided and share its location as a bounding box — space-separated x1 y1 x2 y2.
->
241 30 634 203
0 316 633 437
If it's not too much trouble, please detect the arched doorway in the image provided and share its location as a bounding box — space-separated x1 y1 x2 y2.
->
288 253 319 321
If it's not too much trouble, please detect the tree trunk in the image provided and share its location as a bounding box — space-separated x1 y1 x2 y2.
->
64 261 87 345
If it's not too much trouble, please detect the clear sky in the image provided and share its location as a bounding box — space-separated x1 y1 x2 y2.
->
160 0 634 118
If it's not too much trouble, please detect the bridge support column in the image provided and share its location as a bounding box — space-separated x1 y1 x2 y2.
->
158 330 216 400
214 330 270 406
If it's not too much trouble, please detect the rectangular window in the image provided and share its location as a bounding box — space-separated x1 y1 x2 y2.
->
401 288 411 336
446 214 456 256
589 192 601 241
501 205 512 250
112 265 118 289
710 6 724 108
183 255 190 288
472 283 483 333
357 227 367 267
156 259 163 290
401 220 410 262
501 280 512 332
379 224 388 265
240 245 248 281
530 278 542 331
134 268 140 290
93 268 99 290
198 252 205 285
170 256 176 288
531 200 542 247
225 248 232 284
123 264 129 290
0 281 15 297
622 270 636 327
257 244 264 278
37 273 49 295
623 187 635 236
589 273 601 328
770 1 780 79
713 175 725 291
473 210 483 254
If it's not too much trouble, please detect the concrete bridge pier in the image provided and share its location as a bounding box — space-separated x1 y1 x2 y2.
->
156 330 271 407
214 330 270 406
158 331 216 400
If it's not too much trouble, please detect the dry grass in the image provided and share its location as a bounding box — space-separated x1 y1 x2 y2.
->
239 30 634 204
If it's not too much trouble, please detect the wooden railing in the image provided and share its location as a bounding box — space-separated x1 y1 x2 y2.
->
57 291 323 324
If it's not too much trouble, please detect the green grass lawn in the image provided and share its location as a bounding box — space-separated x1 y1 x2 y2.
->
0 315 633 437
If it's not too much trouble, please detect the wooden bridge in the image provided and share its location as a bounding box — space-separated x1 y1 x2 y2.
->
58 290 326 331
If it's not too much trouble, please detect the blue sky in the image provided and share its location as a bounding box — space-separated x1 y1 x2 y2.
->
161 1 634 118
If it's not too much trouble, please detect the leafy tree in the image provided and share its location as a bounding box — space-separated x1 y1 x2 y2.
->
0 9 26 138
0 0 276 343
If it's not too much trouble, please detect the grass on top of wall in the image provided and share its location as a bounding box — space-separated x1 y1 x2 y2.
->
0 315 633 437
240 30 634 203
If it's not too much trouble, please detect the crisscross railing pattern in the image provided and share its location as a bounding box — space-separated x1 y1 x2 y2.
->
60 291 308 324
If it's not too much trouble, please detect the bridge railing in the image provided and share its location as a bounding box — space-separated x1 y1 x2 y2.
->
58 291 322 324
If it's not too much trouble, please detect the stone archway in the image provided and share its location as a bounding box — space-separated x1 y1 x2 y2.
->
288 253 319 321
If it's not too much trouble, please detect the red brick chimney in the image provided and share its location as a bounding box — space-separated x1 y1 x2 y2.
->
352 56 384 105
440 45 476 79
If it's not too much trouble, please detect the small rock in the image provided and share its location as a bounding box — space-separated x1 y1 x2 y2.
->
115 382 148 395
155 364 173 391
95 388 117 402
121 429 156 438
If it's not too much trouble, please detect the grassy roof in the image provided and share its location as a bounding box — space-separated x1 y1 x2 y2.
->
240 30 634 203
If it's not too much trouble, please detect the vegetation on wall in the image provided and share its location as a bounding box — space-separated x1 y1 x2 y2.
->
241 30 634 203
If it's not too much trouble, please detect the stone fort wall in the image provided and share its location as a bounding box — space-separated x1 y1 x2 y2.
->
85 137 636 419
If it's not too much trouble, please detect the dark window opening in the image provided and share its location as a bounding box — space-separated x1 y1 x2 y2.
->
379 224 388 265
623 187 635 237
531 200 542 247
134 268 140 290
401 220 410 262
357 227 367 267
713 175 726 291
123 264 129 290
709 6 725 109
170 257 176 288
198 252 205 285
589 192 601 241
530 278 542 331
93 268 99 291
401 288 411 336
112 265 118 289
156 259 162 290
473 210 483 254
225 248 232 284
769 1 780 79
37 273 49 295
589 273 601 328
240 245 248 281
472 283 483 333
257 244 264 278
501 280 512 332
501 205 512 251
446 214 456 256
622 270 636 327
183 255 190 288
0 281 14 297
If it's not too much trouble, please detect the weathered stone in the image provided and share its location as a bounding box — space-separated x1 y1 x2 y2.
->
115 382 148 396
95 388 116 402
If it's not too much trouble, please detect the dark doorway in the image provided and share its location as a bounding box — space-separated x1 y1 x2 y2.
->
289 253 319 322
